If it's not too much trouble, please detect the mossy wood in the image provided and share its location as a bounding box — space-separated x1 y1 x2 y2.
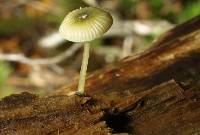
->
1 15 200 135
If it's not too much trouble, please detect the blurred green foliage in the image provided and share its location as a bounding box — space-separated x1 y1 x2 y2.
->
0 62 12 85
120 0 135 10
0 18 34 35
46 0 86 25
58 0 86 12
1 0 199 36
119 0 199 23
141 0 200 43
0 62 15 98
178 1 200 23
90 38 103 48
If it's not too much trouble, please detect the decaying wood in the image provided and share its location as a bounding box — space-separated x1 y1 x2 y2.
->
0 16 200 135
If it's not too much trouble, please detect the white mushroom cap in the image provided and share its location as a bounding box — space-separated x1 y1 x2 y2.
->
59 7 113 42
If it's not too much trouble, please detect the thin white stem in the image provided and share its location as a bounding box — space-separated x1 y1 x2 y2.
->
77 42 90 95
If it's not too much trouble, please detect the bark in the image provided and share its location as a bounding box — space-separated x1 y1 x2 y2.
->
0 15 200 135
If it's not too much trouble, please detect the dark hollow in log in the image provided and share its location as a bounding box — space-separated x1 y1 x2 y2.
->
0 15 200 135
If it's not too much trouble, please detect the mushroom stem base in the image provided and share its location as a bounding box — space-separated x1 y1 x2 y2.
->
77 42 90 95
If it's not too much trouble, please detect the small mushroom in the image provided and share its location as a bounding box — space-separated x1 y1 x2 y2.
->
59 7 113 95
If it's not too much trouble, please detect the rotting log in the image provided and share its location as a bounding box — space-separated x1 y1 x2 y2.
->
0 15 200 135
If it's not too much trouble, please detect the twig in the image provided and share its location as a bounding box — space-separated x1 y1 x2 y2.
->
0 43 82 66
106 19 174 37
121 35 134 58
38 32 66 48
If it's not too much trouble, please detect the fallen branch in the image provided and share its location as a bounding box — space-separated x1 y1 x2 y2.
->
0 43 81 65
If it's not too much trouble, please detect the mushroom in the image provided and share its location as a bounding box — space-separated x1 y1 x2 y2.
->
59 7 113 95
